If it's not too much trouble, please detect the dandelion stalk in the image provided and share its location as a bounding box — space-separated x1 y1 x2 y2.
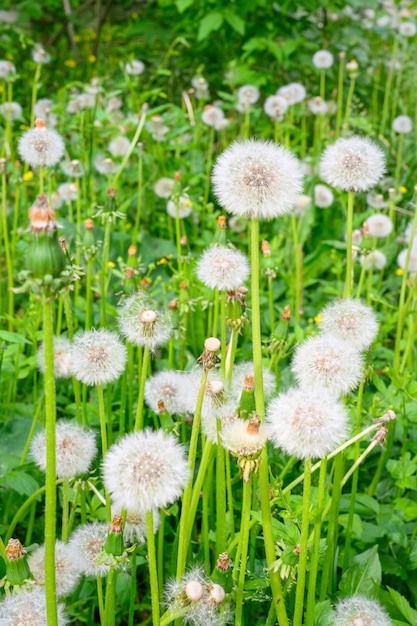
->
293 458 311 626
147 509 161 626
135 345 150 430
234 475 253 626
344 190 355 298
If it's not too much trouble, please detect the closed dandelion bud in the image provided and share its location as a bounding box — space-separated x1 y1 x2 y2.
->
199 337 221 370
104 515 125 556
5 538 31 585
227 288 246 332
213 214 227 246
27 194 67 278
208 583 226 604
157 399 175 430
212 552 233 592
271 305 290 354
123 267 137 295
237 374 256 419
127 244 138 268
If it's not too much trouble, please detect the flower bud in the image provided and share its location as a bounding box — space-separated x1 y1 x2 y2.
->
5 538 31 585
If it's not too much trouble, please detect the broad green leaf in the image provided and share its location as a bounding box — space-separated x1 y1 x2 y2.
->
395 497 417 522
339 546 381 596
0 331 30 345
314 600 334 626
197 12 223 41
0 471 39 496
387 587 417 624
224 10 245 35
175 0 194 13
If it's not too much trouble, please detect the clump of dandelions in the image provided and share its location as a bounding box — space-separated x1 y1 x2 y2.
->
319 136 385 192
319 299 379 350
291 334 364 395
37 336 72 378
196 244 249 292
333 594 393 625
266 388 349 459
18 118 65 169
0 587 68 625
102 428 189 513
27 540 81 597
212 139 303 220
31 421 97 479
70 329 127 386
118 294 173 352
68 522 110 577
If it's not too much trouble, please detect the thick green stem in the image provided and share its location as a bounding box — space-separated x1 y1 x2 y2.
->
100 219 112 327
135 345 150 430
104 565 116 626
234 477 253 626
61 478 70 542
43 293 58 626
147 509 160 626
344 191 355 299
293 459 311 626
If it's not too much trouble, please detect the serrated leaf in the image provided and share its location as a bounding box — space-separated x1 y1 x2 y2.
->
387 587 417 624
197 12 223 41
339 546 381 596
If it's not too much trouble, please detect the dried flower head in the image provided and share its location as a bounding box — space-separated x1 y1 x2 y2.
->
0 588 68 625
291 334 364 395
212 139 303 220
70 329 127 386
18 119 65 168
334 595 393 625
102 429 189 513
28 540 81 597
312 49 334 69
319 299 379 350
266 388 349 459
31 420 97 479
69 522 110 577
118 294 173 352
319 136 385 192
196 245 249 292
37 336 72 378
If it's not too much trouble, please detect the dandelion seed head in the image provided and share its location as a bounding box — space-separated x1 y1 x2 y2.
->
220 416 267 457
266 388 349 459
69 522 110 577
308 96 329 115
32 45 51 64
118 295 173 351
314 183 334 208
202 105 225 129
398 21 417 36
0 101 22 121
359 250 387 270
363 213 393 238
0 59 16 79
237 84 260 106
291 334 364 395
397 248 417 272
18 123 65 168
145 370 189 415
61 159 84 177
70 329 127 386
319 299 379 349
166 194 193 219
93 154 118 175
392 114 413 133
154 177 175 198
27 540 81 597
37 336 72 378
366 192 387 209
102 429 189 513
196 245 249 291
58 182 78 202
108 136 130 157
125 59 145 75
276 82 306 105
263 95 288 120
312 49 334 69
212 139 303 220
0 588 68 625
334 595 393 626
320 136 385 192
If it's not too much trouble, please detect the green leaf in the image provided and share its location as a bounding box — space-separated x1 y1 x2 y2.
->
223 9 245 35
395 497 417 522
197 12 224 41
175 0 194 13
387 587 417 624
0 331 30 345
314 600 334 626
0 556 6 579
0 471 39 496
339 546 381 596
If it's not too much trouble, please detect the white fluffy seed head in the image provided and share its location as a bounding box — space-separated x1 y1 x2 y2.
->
291 334 364 395
212 139 303 220
220 417 267 456
276 82 306 105
237 84 260 105
102 429 189 513
314 183 334 208
312 49 334 68
334 594 393 625
37 336 72 379
363 213 393 238
196 245 249 291
0 588 68 625
31 421 97 479
70 329 127 386
18 126 64 168
392 114 413 133
27 540 82 597
108 136 130 157
93 154 118 175
68 522 110 577
263 95 288 120
319 299 379 350
0 101 22 120
166 194 193 219
154 177 175 198
118 295 173 351
359 250 387 271
266 388 349 459
397 248 417 272
398 21 417 37
117 508 160 544
145 370 189 414
319 136 386 192
125 59 145 75
202 105 225 128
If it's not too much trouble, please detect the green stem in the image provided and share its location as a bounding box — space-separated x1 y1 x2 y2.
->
100 218 112 327
293 458 311 626
234 477 253 626
61 478 70 542
344 191 355 299
216 437 227 557
104 565 116 626
43 292 58 626
335 55 345 138
147 509 160 626
1 171 14 329
97 576 105 625
342 76 356 135
20 392 44 464
135 345 150 430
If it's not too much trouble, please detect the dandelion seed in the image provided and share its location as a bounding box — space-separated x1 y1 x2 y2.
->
196 245 249 292
108 136 130 157
31 420 97 479
37 336 72 379
118 294 173 352
263 95 288 120
166 194 193 219
102 429 189 513
70 329 127 386
291 334 364 395
312 49 334 69
359 250 387 270
314 183 334 208
276 82 306 105
69 522 110 577
212 139 303 220
18 118 65 169
334 594 393 625
266 388 349 459
319 136 386 192
392 114 413 133
0 101 22 120
319 299 379 349
28 540 82 597
125 59 145 75
0 588 68 625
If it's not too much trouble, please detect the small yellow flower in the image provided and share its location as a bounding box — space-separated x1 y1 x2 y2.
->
23 171 33 182
107 261 115 268
396 268 404 276
74 35 81 42
156 255 173 266
132 12 139 19
20 124 29 131
314 313 323 324
64 59 77 68
88 54 96 63
185 199 193 208
399 186 407 194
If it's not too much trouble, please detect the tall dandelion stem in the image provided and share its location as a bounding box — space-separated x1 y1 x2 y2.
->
147 509 160 626
344 190 355 298
234 476 253 626
293 459 311 625
135 345 150 430
43 292 58 626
